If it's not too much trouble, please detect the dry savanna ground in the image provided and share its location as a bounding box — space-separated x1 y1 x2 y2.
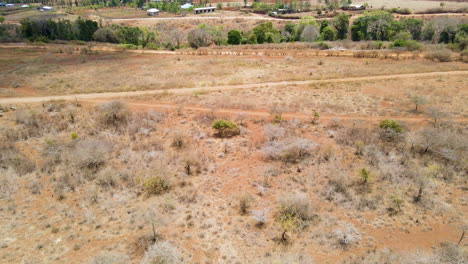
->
0 45 467 264
1 47 467 97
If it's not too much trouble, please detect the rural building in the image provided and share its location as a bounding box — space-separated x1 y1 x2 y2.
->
41 6 53 11
180 3 193 9
193 7 216 14
342 5 365 11
147 8 160 16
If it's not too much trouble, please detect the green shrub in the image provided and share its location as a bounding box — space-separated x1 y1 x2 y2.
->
212 119 240 137
143 175 170 196
227 29 242 45
379 119 403 133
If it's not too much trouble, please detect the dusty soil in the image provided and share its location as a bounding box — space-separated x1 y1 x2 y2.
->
0 44 467 264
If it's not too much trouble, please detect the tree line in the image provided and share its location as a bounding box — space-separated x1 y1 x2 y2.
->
17 10 468 52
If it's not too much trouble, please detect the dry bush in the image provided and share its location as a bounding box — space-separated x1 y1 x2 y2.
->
263 123 286 141
343 242 466 264
141 241 183 264
424 50 453 62
179 153 203 176
96 101 129 129
170 131 187 150
323 174 354 206
250 209 268 227
89 251 130 264
187 28 210 49
0 168 19 200
96 167 120 188
40 140 65 172
335 126 378 147
262 137 318 163
27 177 42 195
258 253 314 264
74 139 112 170
414 127 467 171
53 169 82 194
127 111 164 136
239 193 253 215
0 143 35 175
143 175 171 196
334 223 361 250
276 192 314 228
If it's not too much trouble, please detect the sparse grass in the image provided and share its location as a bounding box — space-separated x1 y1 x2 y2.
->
262 137 318 163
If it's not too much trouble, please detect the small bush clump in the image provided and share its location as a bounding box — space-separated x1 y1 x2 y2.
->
263 137 318 163
96 101 129 129
143 175 170 196
212 119 240 138
74 139 112 170
141 241 183 264
380 120 403 133
425 50 452 62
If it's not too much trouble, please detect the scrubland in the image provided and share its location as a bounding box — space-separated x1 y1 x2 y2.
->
0 59 467 263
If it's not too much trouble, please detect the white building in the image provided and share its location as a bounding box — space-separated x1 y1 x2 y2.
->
147 8 160 16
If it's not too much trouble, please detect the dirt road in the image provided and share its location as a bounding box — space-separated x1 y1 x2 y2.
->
1 70 467 105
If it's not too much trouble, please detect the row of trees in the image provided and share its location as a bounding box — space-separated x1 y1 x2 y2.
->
18 11 468 51
20 18 98 41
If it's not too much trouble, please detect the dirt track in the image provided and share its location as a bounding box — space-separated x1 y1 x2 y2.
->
1 70 467 105
81 99 468 124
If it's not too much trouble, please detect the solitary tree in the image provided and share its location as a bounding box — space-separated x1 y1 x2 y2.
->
410 95 428 112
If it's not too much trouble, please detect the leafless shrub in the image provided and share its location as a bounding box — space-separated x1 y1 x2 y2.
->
187 28 210 49
335 126 378 147
424 50 452 62
89 251 130 264
277 192 314 224
180 153 202 176
250 209 268 227
0 168 19 200
415 127 467 170
171 131 186 150
343 242 466 264
263 124 286 141
96 167 120 188
262 137 318 163
239 193 253 215
74 139 112 170
27 178 42 195
96 101 129 129
15 109 39 128
259 253 314 264
0 143 35 175
53 169 82 194
334 223 361 250
141 241 183 264
40 140 65 172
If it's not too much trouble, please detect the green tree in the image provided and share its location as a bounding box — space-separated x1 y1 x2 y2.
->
227 29 242 45
401 18 423 40
333 13 349 40
253 22 279 44
0 16 5 24
321 26 337 41
320 20 329 33
351 10 395 41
